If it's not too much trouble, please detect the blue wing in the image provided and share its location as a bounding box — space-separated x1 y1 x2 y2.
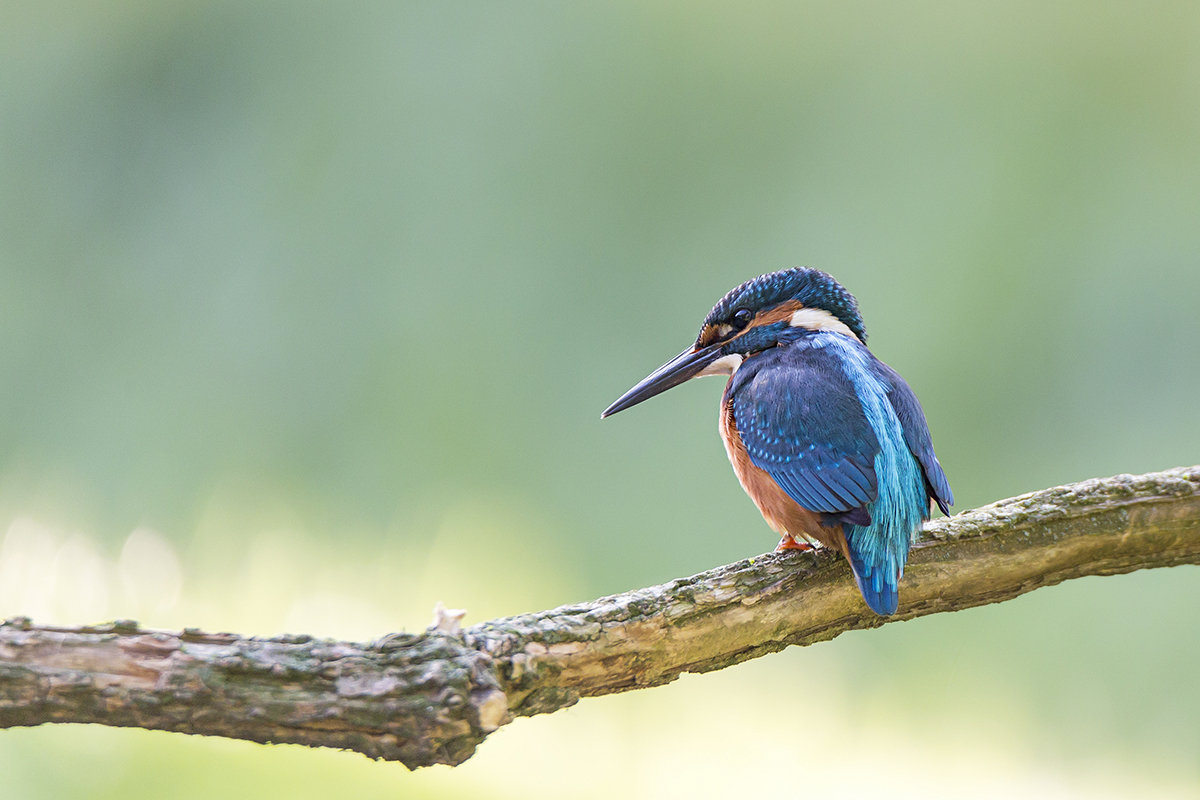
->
728 343 879 523
729 339 951 616
876 362 954 515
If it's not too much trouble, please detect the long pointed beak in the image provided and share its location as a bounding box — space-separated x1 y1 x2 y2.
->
601 343 726 418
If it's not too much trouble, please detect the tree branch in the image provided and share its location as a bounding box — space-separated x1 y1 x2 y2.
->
2 466 1198 768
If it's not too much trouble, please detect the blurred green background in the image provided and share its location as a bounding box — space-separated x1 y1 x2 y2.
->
1 1 1199 797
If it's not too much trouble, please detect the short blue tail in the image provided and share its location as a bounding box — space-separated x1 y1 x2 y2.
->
844 527 900 616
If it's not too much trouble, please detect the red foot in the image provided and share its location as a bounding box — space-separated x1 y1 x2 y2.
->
774 537 818 553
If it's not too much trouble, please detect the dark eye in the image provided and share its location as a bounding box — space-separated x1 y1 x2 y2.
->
732 309 753 328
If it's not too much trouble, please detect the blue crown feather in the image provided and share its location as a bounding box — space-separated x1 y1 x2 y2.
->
701 268 867 344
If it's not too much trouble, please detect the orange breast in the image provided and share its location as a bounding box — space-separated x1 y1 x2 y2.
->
719 392 847 555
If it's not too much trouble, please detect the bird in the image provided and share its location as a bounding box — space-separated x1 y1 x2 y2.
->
601 268 952 616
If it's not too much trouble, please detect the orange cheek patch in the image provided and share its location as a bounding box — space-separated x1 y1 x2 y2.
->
700 299 806 347
748 299 804 328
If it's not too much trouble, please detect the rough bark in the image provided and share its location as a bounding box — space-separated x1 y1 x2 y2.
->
1 466 1198 769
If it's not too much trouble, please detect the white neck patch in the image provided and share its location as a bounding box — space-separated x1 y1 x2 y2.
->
789 307 857 339
695 353 743 377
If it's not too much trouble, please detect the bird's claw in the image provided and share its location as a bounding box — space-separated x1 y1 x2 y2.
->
775 537 818 553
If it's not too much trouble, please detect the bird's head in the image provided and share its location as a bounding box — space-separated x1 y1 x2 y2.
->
601 268 865 418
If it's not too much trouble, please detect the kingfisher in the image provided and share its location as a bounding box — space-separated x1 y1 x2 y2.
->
601 268 952 616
